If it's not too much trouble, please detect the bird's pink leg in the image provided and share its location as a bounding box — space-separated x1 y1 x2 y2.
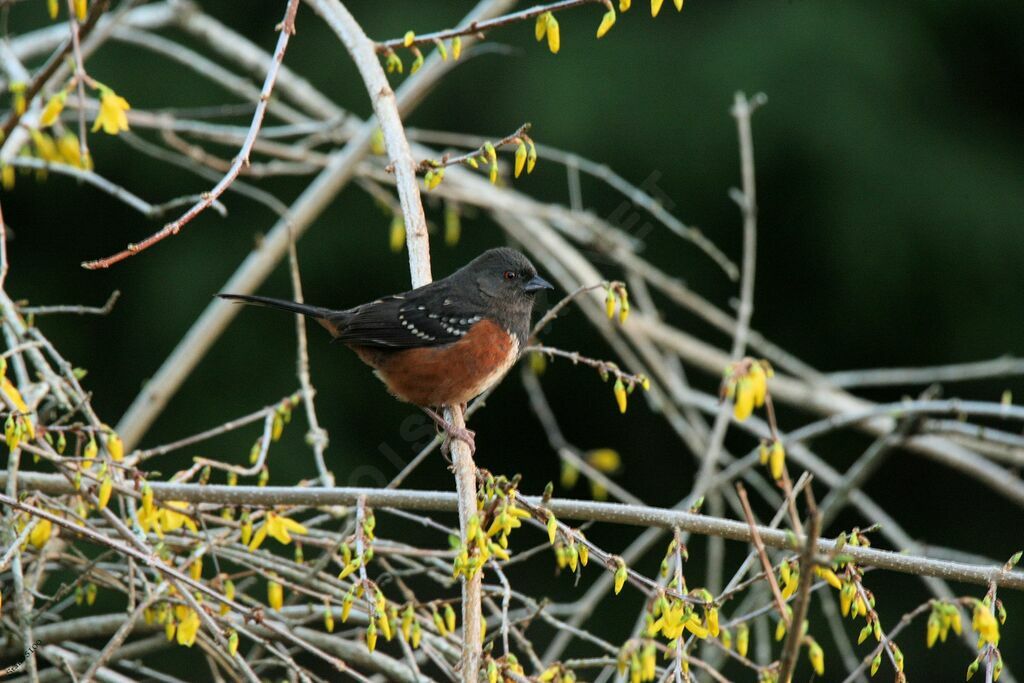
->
421 407 476 456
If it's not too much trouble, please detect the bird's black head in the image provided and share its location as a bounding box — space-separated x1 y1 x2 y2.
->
466 247 553 303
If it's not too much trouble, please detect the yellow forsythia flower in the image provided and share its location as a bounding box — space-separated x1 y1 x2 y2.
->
39 92 66 127
452 36 462 60
248 511 307 551
227 629 239 655
674 0 684 9
403 31 415 47
651 0 664 16
620 0 631 10
176 608 199 647
92 88 130 135
74 0 87 21
973 601 1000 646
161 501 198 533
47 0 58 19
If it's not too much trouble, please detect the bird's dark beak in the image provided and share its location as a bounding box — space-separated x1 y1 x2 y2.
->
524 274 554 293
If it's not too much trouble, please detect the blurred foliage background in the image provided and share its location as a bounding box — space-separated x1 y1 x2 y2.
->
2 0 1022 677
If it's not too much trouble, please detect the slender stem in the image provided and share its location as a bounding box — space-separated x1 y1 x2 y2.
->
81 0 301 269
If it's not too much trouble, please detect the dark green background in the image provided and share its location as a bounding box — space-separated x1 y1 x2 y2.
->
3 0 1022 678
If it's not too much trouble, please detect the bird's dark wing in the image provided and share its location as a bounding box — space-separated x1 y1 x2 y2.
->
332 285 486 349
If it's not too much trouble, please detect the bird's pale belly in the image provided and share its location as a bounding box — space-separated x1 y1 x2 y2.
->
351 319 519 407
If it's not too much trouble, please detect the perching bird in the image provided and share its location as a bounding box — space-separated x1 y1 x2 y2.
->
219 247 553 453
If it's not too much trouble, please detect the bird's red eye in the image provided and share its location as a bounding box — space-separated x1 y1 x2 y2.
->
503 271 517 280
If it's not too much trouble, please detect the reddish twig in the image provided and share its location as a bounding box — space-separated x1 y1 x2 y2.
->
80 0 301 269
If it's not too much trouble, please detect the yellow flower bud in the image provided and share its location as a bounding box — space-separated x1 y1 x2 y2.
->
514 141 527 178
620 0 631 10
411 621 422 648
444 204 461 246
673 0 683 9
267 577 283 610
733 378 754 421
526 140 538 175
410 51 424 74
83 437 98 470
546 14 560 54
227 629 239 656
40 92 66 127
378 611 392 641
403 31 415 47
736 622 749 657
651 0 664 16
452 36 462 60
366 620 377 652
341 594 354 623
614 561 627 594
444 603 456 633
29 518 52 549
808 640 824 676
106 431 123 462
587 448 622 473
47 0 58 19
390 216 405 252
98 477 113 510
614 378 628 413
769 441 786 480
535 13 548 41
596 10 616 38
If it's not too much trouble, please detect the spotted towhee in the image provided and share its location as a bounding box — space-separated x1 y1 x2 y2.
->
219 247 553 452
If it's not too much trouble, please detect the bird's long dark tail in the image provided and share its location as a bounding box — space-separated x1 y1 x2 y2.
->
218 293 334 318
218 293 346 336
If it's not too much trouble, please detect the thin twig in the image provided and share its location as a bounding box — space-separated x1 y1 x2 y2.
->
80 0 301 269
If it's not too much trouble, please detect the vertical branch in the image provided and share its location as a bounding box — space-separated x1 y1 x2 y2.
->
287 238 333 486
307 1 480 679
727 90 766 361
690 93 766 511
306 0 429 283
777 488 821 681
64 0 92 166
